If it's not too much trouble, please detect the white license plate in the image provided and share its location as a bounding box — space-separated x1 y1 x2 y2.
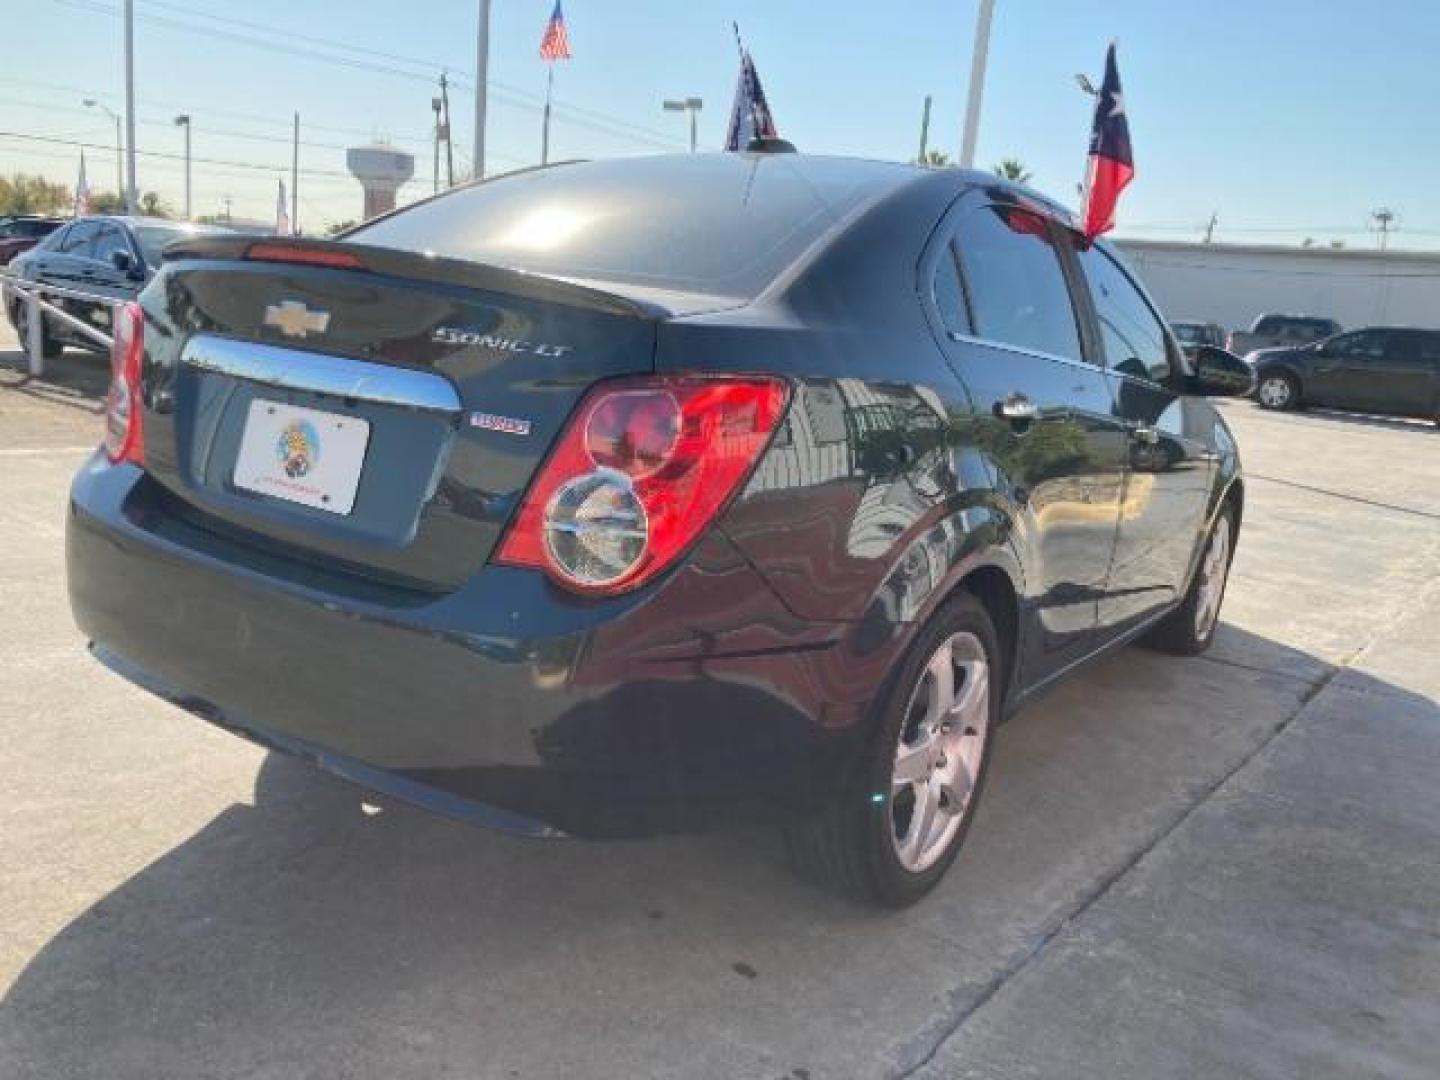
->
233 401 370 515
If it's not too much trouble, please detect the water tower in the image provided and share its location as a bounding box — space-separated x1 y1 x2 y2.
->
346 144 415 220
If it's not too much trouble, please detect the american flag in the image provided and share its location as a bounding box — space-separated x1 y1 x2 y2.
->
73 150 90 217
539 0 571 61
724 48 778 151
275 178 291 236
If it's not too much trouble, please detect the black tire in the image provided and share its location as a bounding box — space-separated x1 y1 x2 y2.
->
785 593 1002 907
1144 505 1236 656
1255 370 1300 411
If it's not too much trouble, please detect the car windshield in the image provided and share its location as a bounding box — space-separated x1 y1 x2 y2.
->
348 155 913 300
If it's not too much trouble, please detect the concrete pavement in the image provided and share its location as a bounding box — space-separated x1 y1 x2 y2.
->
1 336 1437 1079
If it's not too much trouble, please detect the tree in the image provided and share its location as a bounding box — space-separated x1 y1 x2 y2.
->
0 173 71 215
992 158 1033 184
915 150 952 169
89 192 127 214
326 219 357 236
138 191 172 218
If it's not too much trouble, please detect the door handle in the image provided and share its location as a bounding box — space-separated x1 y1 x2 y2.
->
994 392 1038 424
1131 424 1161 445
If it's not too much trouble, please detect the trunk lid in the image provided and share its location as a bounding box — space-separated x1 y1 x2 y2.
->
137 237 658 592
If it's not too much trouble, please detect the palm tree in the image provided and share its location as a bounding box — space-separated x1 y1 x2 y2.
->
992 158 1033 184
916 150 952 169
138 191 172 218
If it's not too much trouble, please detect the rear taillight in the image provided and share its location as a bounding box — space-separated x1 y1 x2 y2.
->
103 301 145 466
244 241 364 270
495 375 789 595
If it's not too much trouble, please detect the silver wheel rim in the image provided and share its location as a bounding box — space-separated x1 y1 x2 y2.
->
890 631 990 873
1258 376 1291 408
1194 516 1231 639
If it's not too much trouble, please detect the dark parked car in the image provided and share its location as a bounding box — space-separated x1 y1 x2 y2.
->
6 215 225 357
67 154 1251 906
1170 320 1225 359
0 215 64 265
1249 326 1440 422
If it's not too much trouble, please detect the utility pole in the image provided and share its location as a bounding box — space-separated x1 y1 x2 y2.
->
221 195 232 225
123 0 138 212
918 95 933 164
473 0 491 181
1370 207 1395 251
431 93 444 193
173 115 191 219
440 73 455 187
1203 211 1218 244
959 0 996 168
290 112 300 235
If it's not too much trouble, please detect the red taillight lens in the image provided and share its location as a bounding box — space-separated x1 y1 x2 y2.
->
103 301 145 466
495 375 789 595
244 241 364 270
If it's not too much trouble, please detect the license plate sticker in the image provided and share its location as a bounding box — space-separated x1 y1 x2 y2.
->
233 400 371 515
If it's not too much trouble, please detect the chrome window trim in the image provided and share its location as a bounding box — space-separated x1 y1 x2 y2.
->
181 334 461 413
946 330 1099 373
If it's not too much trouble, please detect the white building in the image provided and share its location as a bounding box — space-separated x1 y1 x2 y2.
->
1114 239 1440 334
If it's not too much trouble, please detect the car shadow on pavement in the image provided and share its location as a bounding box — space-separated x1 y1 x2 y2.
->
1 625 1430 1078
0 346 107 413
1280 404 1437 435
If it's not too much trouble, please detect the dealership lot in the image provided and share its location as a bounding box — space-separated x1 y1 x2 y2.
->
2 335 1437 1079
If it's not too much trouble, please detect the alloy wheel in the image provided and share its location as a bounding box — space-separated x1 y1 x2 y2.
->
890 631 990 873
1194 516 1232 639
1257 376 1292 409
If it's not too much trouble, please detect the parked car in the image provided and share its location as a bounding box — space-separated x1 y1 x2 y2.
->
5 215 226 357
66 154 1252 906
0 215 64 266
1170 320 1226 359
1249 326 1440 422
1226 313 1340 357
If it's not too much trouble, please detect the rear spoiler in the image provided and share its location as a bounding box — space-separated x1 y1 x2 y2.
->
160 234 662 320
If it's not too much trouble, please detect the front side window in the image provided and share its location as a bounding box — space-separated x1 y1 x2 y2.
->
91 225 131 264
952 204 1082 361
1325 330 1388 360
1076 244 1172 383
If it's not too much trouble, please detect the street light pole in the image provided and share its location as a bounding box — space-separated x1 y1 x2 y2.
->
663 97 703 153
84 100 123 198
123 0 138 212
959 0 996 169
473 0 491 181
173 115 191 220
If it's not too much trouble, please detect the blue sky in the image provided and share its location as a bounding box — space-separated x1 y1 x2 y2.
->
5 0 1438 248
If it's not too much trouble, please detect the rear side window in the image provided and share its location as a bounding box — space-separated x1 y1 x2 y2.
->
932 249 968 335
1076 244 1172 383
60 221 99 257
952 205 1082 361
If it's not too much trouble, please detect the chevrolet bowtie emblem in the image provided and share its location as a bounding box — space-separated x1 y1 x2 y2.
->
263 300 331 338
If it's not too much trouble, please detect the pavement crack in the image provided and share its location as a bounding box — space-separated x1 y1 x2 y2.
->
1246 473 1440 523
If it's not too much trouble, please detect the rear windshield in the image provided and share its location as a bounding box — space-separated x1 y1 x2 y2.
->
348 155 911 301
1172 323 1204 343
135 223 226 267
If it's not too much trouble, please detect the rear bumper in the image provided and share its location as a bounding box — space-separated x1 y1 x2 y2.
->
67 455 880 837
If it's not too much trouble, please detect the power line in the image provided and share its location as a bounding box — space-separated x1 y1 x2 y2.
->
0 130 355 179
36 0 686 152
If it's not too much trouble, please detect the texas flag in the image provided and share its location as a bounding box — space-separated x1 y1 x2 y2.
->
1080 43 1133 242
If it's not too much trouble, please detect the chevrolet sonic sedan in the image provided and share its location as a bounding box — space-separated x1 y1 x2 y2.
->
67 153 1252 906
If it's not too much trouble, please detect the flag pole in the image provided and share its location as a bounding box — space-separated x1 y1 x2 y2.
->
542 63 554 165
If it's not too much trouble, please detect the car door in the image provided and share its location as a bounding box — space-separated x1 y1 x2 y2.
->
82 222 141 335
1070 240 1216 633
1306 329 1390 409
931 195 1128 682
1361 330 1440 418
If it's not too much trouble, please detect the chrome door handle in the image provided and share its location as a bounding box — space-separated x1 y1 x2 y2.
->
994 393 1038 422
1132 424 1161 445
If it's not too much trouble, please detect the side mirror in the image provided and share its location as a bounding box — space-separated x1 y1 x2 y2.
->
1189 345 1255 398
110 249 134 273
